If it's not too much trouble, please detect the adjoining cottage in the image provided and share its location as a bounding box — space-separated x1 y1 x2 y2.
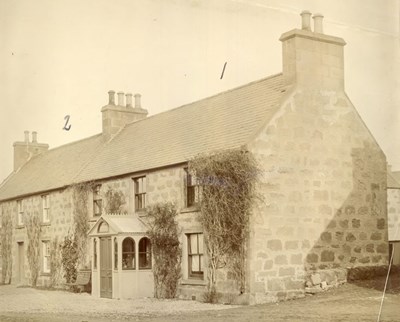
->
0 11 389 304
387 168 400 265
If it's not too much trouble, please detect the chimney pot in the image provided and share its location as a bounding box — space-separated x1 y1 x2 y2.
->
300 10 312 31
134 94 141 108
313 13 324 34
117 91 125 107
24 131 29 143
126 93 133 108
108 90 116 105
32 131 37 143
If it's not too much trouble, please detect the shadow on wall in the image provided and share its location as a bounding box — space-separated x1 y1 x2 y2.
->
304 143 388 289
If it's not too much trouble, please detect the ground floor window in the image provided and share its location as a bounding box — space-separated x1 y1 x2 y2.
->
139 237 152 269
187 233 204 279
42 241 50 273
122 237 135 270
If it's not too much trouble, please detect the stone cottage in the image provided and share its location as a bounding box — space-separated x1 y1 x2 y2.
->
387 169 400 265
0 11 388 303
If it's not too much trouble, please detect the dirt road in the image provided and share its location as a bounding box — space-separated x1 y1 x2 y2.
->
0 275 398 322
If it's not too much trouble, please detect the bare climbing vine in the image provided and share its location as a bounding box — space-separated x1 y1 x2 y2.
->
25 213 41 286
72 182 94 267
49 237 62 287
146 202 182 299
0 205 13 284
189 148 260 301
105 186 126 214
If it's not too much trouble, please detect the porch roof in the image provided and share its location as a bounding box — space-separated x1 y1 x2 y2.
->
88 214 148 236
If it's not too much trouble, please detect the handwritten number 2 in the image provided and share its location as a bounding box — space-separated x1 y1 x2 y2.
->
63 115 71 131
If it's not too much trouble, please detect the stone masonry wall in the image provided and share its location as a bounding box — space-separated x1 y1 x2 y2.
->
247 88 387 304
1 188 74 286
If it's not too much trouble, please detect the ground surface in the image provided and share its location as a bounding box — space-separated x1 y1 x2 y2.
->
0 275 399 322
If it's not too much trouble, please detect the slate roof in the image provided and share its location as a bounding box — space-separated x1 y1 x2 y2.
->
0 134 106 201
0 73 285 201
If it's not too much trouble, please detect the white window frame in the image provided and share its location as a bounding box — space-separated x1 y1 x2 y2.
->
93 184 102 217
42 195 50 223
42 241 50 274
134 176 146 211
17 200 24 226
187 232 204 279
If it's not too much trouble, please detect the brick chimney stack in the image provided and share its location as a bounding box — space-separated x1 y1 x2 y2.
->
13 131 49 171
280 11 346 90
101 90 148 140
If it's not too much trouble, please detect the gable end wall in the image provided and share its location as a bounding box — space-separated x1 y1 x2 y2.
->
247 88 387 304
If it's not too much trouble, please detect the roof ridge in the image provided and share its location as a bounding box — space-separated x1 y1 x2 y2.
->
122 73 284 129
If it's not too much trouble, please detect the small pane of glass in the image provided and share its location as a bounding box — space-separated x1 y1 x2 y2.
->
122 238 135 270
139 237 152 269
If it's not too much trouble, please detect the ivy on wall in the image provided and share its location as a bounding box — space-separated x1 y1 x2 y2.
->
189 149 260 300
72 182 93 267
104 186 126 214
147 202 182 299
61 233 79 285
25 213 41 286
49 237 62 287
0 205 13 284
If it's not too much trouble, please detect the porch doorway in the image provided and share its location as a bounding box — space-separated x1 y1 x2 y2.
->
100 237 112 298
17 242 24 284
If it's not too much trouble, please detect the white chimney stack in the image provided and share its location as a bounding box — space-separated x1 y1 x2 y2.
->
126 93 133 108
134 94 141 109
24 130 29 143
32 131 37 143
117 92 125 107
300 10 312 31
108 90 116 105
313 13 324 34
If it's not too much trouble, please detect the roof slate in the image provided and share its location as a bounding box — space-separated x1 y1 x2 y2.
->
0 73 285 201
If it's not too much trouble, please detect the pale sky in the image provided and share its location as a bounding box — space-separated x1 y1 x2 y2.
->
1 0 399 183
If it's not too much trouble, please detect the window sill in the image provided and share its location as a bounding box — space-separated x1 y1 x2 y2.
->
180 279 206 286
41 222 51 227
16 225 25 229
40 272 50 277
180 206 200 214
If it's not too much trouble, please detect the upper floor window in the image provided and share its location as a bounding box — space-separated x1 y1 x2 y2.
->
42 241 50 274
93 184 102 217
134 177 146 211
139 237 152 269
42 195 50 223
122 237 135 270
185 169 199 207
17 200 24 226
187 233 204 279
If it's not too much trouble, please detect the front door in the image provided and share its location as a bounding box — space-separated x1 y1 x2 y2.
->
100 237 112 298
17 242 24 284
